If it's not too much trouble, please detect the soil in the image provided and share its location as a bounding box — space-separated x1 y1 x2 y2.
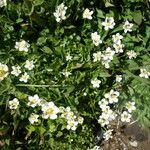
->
101 121 150 150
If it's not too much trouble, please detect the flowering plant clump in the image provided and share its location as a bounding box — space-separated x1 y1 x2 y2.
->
0 0 150 149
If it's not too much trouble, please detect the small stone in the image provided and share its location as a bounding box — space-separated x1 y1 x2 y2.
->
129 140 138 147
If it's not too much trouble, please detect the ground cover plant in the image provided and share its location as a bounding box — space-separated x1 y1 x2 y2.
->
0 0 150 149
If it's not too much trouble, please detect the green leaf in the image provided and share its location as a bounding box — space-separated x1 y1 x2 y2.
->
26 125 35 134
105 2 114 7
99 71 111 77
33 0 44 6
96 9 105 19
133 11 142 25
22 0 34 16
42 46 53 54
38 126 46 135
37 37 47 45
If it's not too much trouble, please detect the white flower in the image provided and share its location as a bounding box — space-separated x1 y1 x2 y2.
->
61 107 75 120
42 102 59 119
116 75 122 82
91 32 102 46
53 3 67 22
83 8 93 20
15 40 30 52
123 20 133 33
0 0 7 7
113 43 124 53
101 59 110 69
98 115 109 127
139 68 150 78
66 120 78 131
104 89 120 104
62 71 72 77
0 63 9 81
102 17 115 30
28 113 39 124
19 72 29 83
77 116 84 124
27 94 41 108
93 51 102 62
102 47 115 61
90 146 102 150
66 54 72 61
103 129 113 141
101 106 114 120
83 92 87 96
9 98 19 110
25 60 35 70
98 98 109 110
112 33 123 44
127 50 137 59
11 66 21 77
121 111 131 122
91 78 101 88
126 101 136 113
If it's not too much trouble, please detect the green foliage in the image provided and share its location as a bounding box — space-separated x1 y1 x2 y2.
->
0 0 150 149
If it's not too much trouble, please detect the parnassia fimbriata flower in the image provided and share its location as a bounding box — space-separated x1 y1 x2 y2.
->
11 66 21 77
41 102 59 119
93 51 102 62
0 63 9 81
127 50 137 59
28 113 39 124
121 111 131 122
91 78 101 88
102 17 115 30
15 40 30 52
125 101 136 113
27 94 41 108
9 98 19 110
104 89 120 104
91 32 102 46
123 20 133 33
53 3 67 22
139 68 150 78
116 75 122 82
25 60 35 70
0 0 7 7
19 72 29 83
103 129 113 141
83 8 93 20
112 33 123 44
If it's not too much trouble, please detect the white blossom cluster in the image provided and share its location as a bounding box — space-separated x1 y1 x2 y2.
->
112 33 124 53
92 19 135 68
53 3 67 22
98 90 136 140
9 94 60 124
59 106 84 131
98 89 119 127
93 47 115 68
11 60 34 83
8 93 83 130
98 97 117 127
121 101 136 122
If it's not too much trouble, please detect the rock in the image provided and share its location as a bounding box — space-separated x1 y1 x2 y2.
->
129 140 138 147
